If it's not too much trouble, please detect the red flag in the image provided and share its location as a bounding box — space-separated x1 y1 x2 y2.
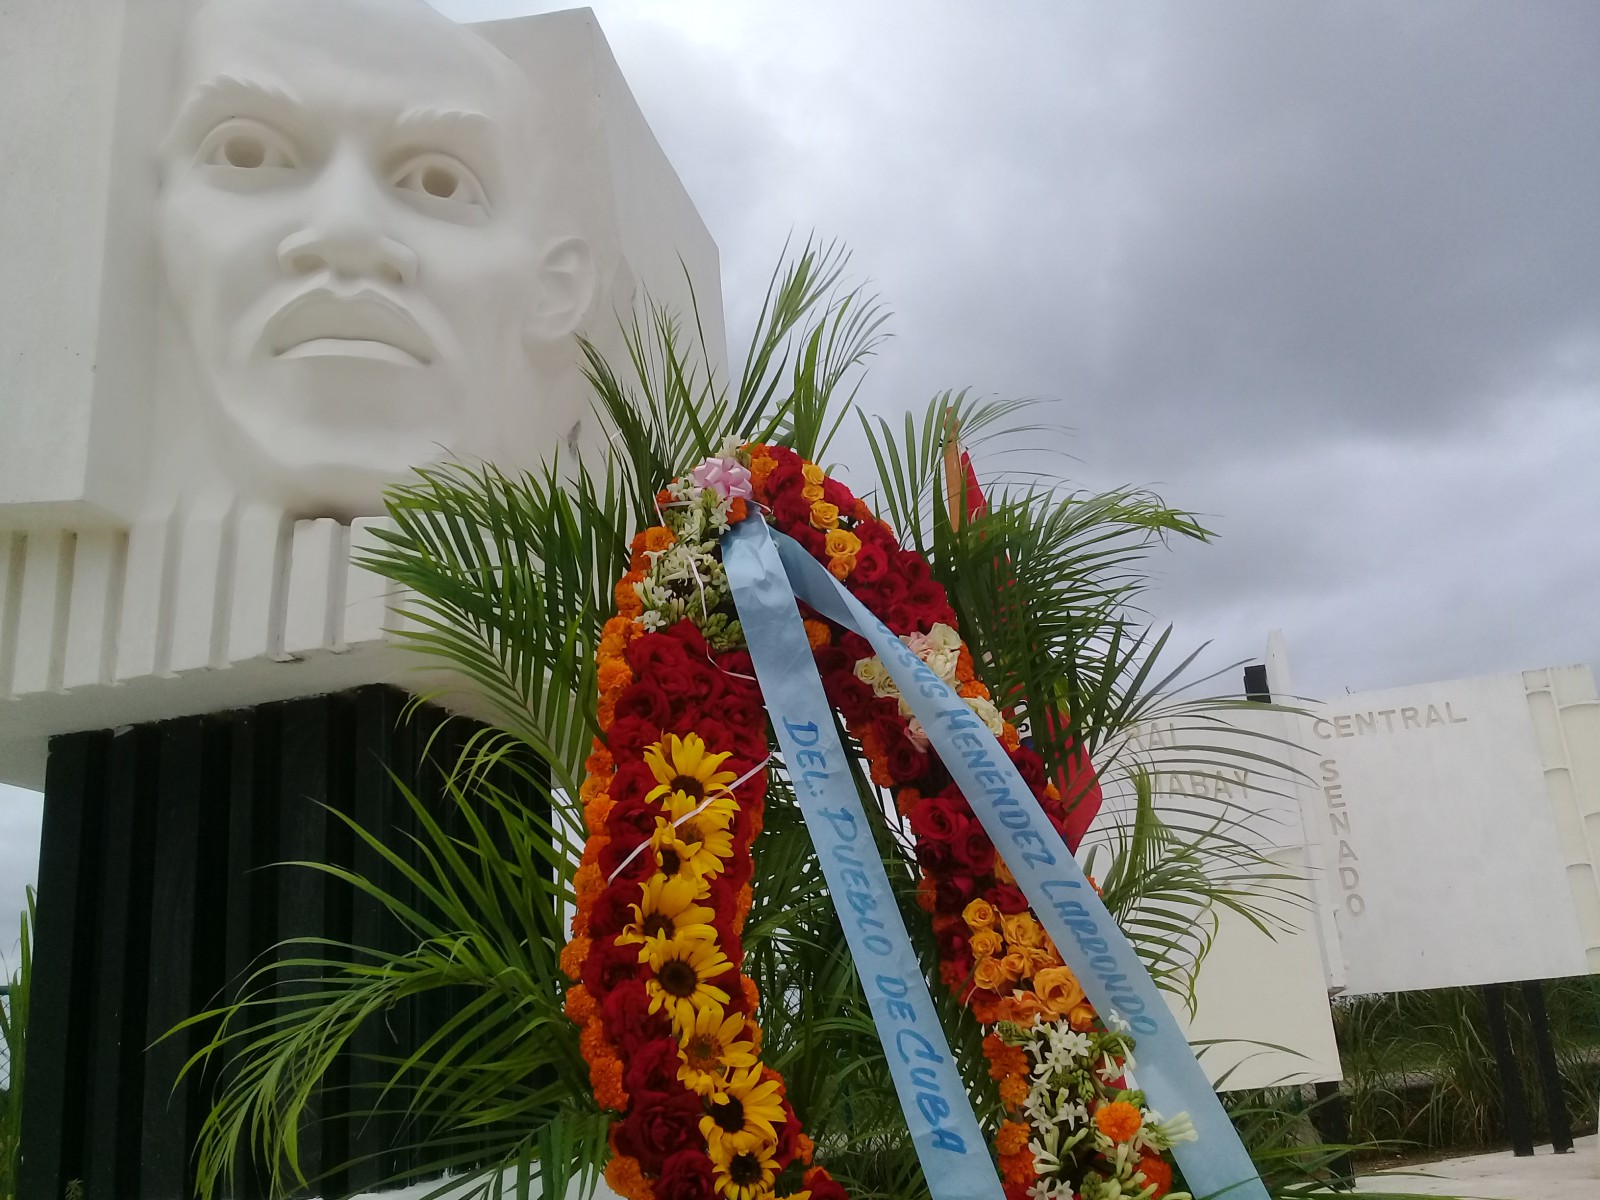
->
945 422 1103 850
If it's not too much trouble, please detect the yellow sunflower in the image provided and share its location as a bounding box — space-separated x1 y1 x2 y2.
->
644 733 738 805
700 1064 786 1157
710 1140 781 1200
677 1005 761 1095
652 818 732 881
618 874 718 952
643 932 731 1028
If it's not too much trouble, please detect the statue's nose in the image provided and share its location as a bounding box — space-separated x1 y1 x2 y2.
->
276 150 418 287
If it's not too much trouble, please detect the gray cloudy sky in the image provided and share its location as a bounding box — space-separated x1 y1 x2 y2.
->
433 0 1599 698
2 1 1596 936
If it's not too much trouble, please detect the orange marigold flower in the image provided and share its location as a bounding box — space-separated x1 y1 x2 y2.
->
895 788 922 818
869 755 893 788
939 959 970 990
741 975 761 1010
998 1074 1029 1109
642 526 675 553
958 680 990 701
564 984 597 1024
970 992 1001 1024
999 1147 1035 1186
598 693 618 729
994 1120 1030 1157
729 498 749 523
579 773 608 802
1095 1099 1143 1142
1137 1154 1174 1199
574 861 603 899
559 935 591 981
586 743 616 775
809 501 840 529
852 499 875 521
571 908 589 937
598 658 633 694
579 1014 609 1058
915 877 938 913
735 882 754 931
583 793 614 830
803 619 833 649
827 554 857 580
750 456 776 490
605 1152 652 1200
956 645 977 683
796 1133 815 1165
591 1052 628 1112
655 488 674 506
1000 724 1022 751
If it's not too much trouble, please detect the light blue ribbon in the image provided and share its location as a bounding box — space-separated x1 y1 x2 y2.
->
770 528 1270 1200
723 516 1006 1200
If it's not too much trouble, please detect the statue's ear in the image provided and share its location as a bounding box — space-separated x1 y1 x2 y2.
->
526 236 596 343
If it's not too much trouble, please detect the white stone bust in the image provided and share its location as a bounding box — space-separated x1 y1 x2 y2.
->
0 0 724 782
154 0 599 519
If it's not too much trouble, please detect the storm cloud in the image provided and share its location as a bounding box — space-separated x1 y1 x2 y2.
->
441 0 1597 697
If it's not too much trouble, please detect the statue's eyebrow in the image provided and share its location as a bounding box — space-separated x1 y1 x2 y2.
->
163 75 302 152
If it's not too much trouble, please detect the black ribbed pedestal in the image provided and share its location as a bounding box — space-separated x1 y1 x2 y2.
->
19 685 532 1200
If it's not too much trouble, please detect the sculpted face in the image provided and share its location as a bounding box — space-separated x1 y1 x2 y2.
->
158 0 592 516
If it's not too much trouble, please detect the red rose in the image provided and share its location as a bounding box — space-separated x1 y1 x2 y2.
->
822 478 853 509
605 796 657 847
838 631 873 661
917 840 956 873
614 680 674 726
657 1149 717 1200
608 760 659 808
606 714 663 756
772 492 812 529
664 618 710 657
909 796 961 842
850 538 890 583
582 935 645 997
795 525 828 558
988 881 1030 914
934 917 971 962
622 1035 682 1099
598 835 655 887
811 644 850 677
831 675 877 724
600 978 671 1054
587 880 642 938
950 821 996 873
899 554 933 584
1010 745 1047 790
625 631 690 677
716 647 757 678
886 737 930 784
868 572 908 612
616 1086 703 1173
934 875 977 913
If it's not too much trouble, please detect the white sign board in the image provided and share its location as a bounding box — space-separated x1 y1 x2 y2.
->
1301 666 1600 995
1098 694 1344 1090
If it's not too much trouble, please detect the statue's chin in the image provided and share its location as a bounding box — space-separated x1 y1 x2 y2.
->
208 398 455 522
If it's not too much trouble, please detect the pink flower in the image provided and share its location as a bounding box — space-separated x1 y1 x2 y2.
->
691 456 753 501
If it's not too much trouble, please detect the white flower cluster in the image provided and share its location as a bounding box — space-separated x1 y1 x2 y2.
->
852 622 1003 746
1003 1020 1197 1200
633 452 747 649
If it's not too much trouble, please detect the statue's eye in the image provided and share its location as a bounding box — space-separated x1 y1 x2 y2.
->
198 119 299 172
392 152 489 221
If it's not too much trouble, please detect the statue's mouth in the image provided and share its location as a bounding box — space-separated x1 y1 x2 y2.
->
265 288 436 366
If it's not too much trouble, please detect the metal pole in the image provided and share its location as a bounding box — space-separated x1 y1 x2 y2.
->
1520 979 1574 1153
1312 1081 1356 1190
1480 982 1535 1156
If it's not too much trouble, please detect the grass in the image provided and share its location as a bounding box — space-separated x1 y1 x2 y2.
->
0 888 33 1200
1335 977 1600 1160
